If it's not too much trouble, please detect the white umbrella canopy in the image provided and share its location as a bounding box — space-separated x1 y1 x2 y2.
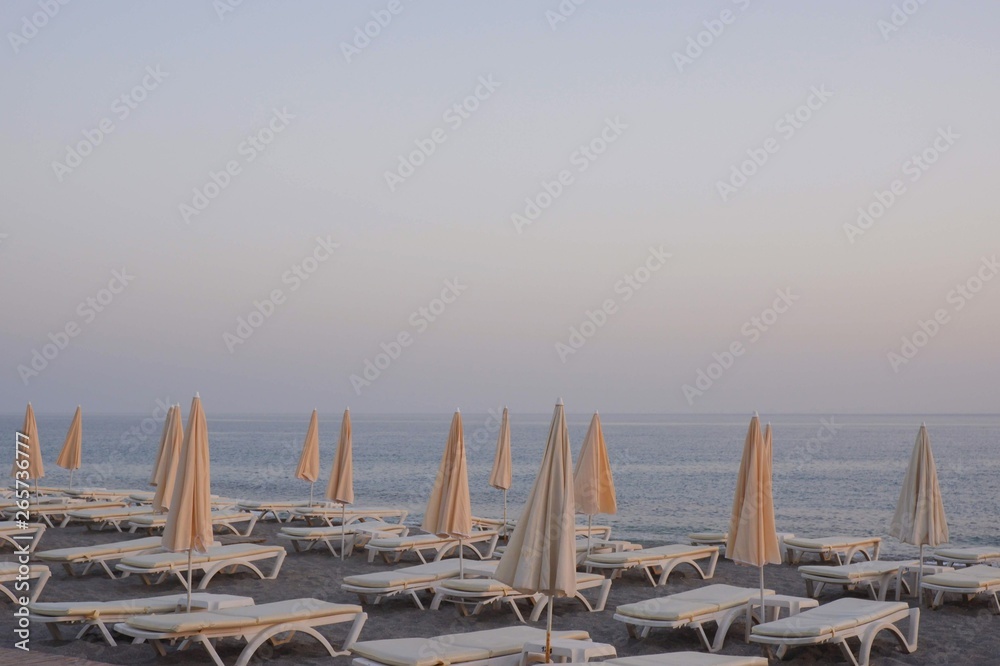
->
326 408 355 558
12 403 44 498
295 409 321 505
488 406 512 534
56 406 83 489
573 411 617 552
496 400 577 662
152 405 184 513
423 410 473 573
149 405 176 486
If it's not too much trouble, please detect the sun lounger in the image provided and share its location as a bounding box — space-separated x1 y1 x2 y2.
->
688 532 795 562
799 560 918 602
115 543 286 590
342 560 467 608
293 505 410 526
366 530 500 564
749 598 919 666
279 521 409 556
0 520 46 553
128 490 155 504
2 500 124 527
920 564 1000 613
932 546 1000 567
115 597 367 666
29 592 254 645
613 584 776 652
350 626 590 666
585 544 720 587
561 655 767 666
35 535 165 578
0 562 50 603
127 509 258 536
65 487 145 501
237 499 312 522
783 536 881 565
61 505 155 530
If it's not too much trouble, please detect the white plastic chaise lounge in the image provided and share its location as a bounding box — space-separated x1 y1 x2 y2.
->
365 530 500 564
931 545 1000 567
341 560 467 608
237 499 312 522
566 654 767 666
0 520 46 553
65 487 145 501
799 560 920 602
115 543 286 590
0 562 49 603
749 598 919 666
293 505 409 526
3 500 125 527
29 591 254 646
279 520 409 556
61 505 155 530
783 536 882 565
585 544 720 587
688 532 795 562
127 509 259 536
350 625 590 666
613 584 776 653
115 597 368 666
34 535 165 578
920 564 1000 613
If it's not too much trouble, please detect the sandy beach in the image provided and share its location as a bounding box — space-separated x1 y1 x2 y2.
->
3 520 996 666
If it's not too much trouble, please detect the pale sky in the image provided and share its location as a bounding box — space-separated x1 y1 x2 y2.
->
2 1 998 414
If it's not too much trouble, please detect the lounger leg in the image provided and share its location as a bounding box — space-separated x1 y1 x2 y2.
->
193 635 227 666
409 591 425 610
593 579 611 612
429 592 445 610
507 599 526 624
93 620 118 647
704 550 719 578
340 612 368 651
805 579 816 598
691 622 714 652
710 607 744 653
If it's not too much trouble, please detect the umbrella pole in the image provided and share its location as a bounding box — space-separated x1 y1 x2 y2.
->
586 514 593 554
917 544 924 605
458 538 464 579
545 598 553 663
309 482 315 507
502 489 507 538
186 549 193 612
759 566 765 625
69 469 74 491
340 504 346 560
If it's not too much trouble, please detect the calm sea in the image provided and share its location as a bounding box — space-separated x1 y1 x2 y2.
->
5 412 998 558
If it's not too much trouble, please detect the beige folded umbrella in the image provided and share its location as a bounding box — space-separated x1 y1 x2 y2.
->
152 405 184 513
423 410 472 576
56 406 83 490
574 411 617 552
726 414 781 615
295 409 321 505
162 394 213 611
889 423 949 593
326 408 355 558
149 405 176 486
12 403 44 498
488 406 512 535
496 400 577 662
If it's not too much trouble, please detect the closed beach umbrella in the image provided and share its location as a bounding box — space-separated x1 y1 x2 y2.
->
496 400 577 662
152 405 184 513
295 409 321 505
56 406 83 489
326 408 355 558
889 423 948 594
423 410 473 575
149 405 176 486
726 414 781 616
11 403 44 498
162 394 213 611
488 407 512 534
574 411 617 552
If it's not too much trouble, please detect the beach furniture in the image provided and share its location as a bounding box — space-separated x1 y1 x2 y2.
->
292 504 409 526
932 545 1000 567
0 562 50 603
783 535 882 565
61 504 155 530
799 560 920 601
3 500 123 527
350 626 590 666
341 559 468 608
29 591 254 645
472 515 516 533
65 487 145 501
278 520 408 555
613 584 777 652
237 499 312 522
689 531 796 562
431 570 611 623
571 655 767 666
584 544 720 586
115 543 286 590
126 509 258 536
0 520 46 552
365 530 500 564
128 490 156 504
920 564 1000 612
115 597 368 666
749 598 919 666
34 535 165 578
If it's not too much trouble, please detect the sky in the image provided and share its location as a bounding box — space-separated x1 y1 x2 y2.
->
1 1 998 415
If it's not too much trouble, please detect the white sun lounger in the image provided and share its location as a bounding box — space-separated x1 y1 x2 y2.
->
799 560 919 602
559 654 767 666
34 535 166 578
279 521 409 556
115 598 368 666
0 562 50 603
920 564 1000 613
350 626 590 666
614 584 776 653
127 509 258 536
62 505 155 530
293 505 410 526
0 520 46 553
115 543 286 590
365 530 500 564
3 501 124 527
932 546 1000 567
342 560 466 609
585 544 720 587
783 536 881 565
65 487 145 501
749 597 919 666
29 592 254 645
471 515 517 534
237 499 313 522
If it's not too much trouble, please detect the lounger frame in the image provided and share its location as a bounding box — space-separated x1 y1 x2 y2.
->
0 566 49 603
615 597 759 653
279 523 409 556
921 578 1000 613
127 512 259 537
586 547 719 587
115 547 286 591
365 530 499 564
0 522 45 553
784 537 881 566
430 576 611 623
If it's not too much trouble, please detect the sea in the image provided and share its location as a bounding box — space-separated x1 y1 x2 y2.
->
5 412 998 559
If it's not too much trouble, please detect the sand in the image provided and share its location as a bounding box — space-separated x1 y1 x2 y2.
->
2 521 996 665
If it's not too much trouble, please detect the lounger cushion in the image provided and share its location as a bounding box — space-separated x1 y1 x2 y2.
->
35 537 163 562
281 521 398 538
606 654 767 666
219 599 361 623
0 562 47 576
128 510 250 526
589 544 716 565
751 598 907 638
439 578 513 593
445 626 589 658
67 507 153 519
798 560 910 581
688 532 727 542
352 638 489 666
934 546 1000 562
119 544 280 569
369 534 446 549
127 610 249 633
30 593 195 617
238 500 309 509
617 585 773 622
344 560 460 588
923 565 1000 589
784 536 878 550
